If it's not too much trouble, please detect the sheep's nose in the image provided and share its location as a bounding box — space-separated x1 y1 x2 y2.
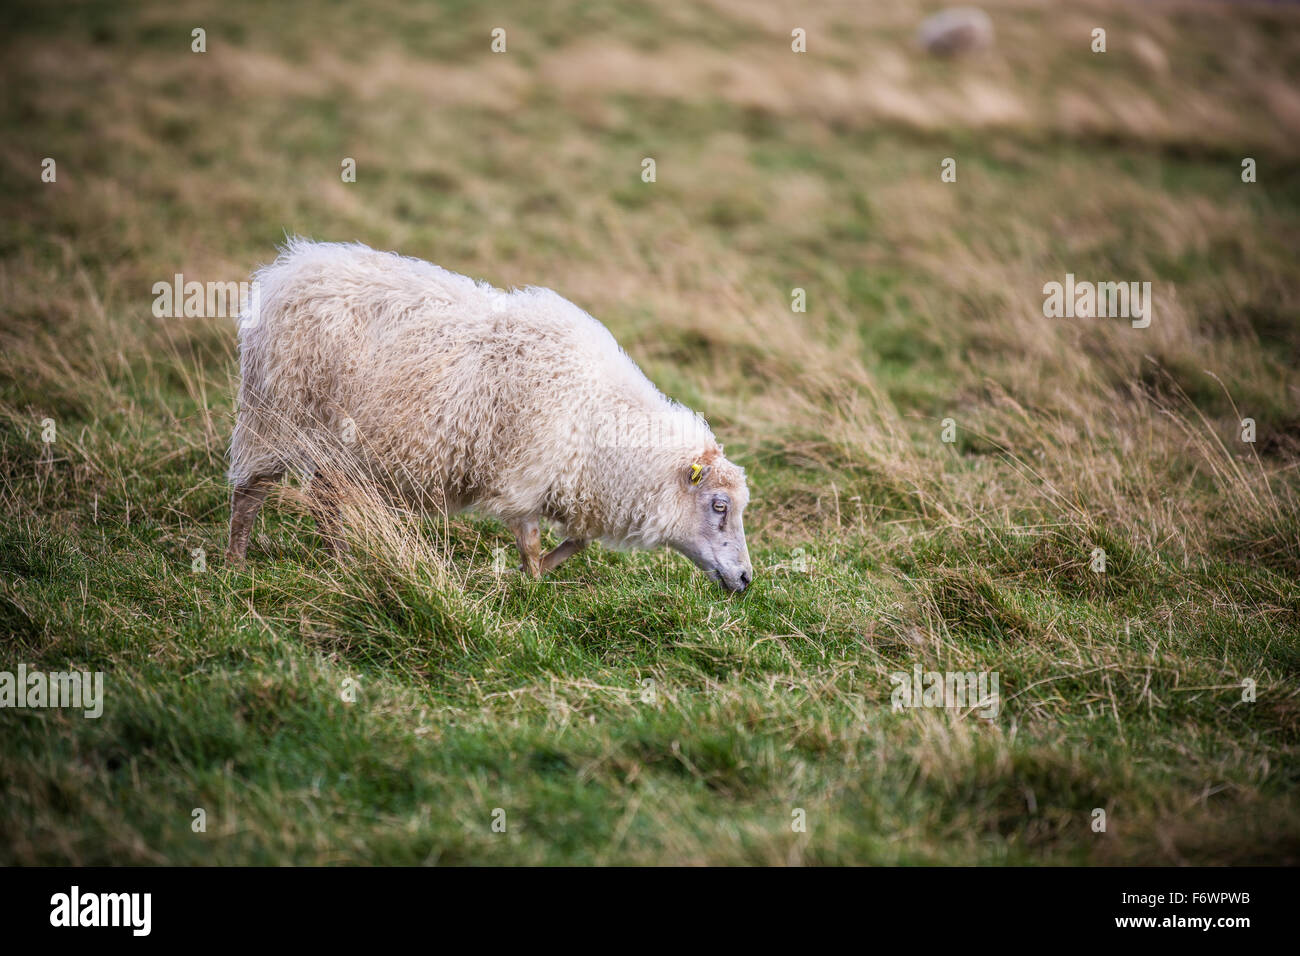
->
738 570 752 591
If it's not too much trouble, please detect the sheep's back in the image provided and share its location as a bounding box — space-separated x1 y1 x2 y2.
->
236 241 649 514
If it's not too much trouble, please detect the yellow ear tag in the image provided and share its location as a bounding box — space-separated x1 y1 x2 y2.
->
690 463 703 485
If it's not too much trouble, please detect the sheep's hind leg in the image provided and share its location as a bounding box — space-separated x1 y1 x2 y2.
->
510 517 542 579
308 473 350 560
542 538 586 573
226 472 281 565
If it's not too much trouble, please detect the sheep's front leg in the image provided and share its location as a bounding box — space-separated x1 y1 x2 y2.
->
226 474 278 565
510 517 542 579
542 538 586 573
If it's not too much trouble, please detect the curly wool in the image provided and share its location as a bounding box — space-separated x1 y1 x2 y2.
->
229 239 740 549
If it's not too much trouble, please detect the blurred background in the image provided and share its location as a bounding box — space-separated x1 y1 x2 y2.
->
4 1 1298 495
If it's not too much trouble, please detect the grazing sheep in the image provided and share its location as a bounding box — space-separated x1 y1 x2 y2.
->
226 239 754 592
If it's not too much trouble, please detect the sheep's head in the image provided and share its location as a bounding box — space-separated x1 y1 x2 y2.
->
670 447 753 593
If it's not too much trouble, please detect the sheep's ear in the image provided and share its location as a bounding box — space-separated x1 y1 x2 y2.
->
687 462 710 489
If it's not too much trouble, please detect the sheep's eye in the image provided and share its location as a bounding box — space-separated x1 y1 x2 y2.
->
712 500 727 514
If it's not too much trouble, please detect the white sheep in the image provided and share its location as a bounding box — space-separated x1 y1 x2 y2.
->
226 239 754 591
917 7 994 56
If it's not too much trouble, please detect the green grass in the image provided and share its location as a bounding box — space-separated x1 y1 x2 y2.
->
1 0 1299 864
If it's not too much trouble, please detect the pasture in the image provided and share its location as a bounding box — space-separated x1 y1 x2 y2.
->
1 0 1298 864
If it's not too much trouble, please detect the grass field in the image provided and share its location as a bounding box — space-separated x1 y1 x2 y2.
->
2 0 1299 865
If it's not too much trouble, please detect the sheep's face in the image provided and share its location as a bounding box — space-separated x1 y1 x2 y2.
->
671 453 753 593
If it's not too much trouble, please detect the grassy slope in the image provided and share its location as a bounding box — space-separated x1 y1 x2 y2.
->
1 0 1298 864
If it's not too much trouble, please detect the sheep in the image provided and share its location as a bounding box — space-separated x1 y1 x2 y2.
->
917 7 994 57
225 239 754 592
